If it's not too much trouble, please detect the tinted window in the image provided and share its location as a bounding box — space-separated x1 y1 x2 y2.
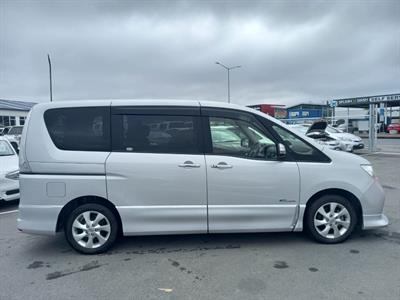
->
44 107 110 151
209 117 277 160
112 115 202 154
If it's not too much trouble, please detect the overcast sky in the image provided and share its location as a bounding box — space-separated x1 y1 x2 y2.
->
0 0 399 106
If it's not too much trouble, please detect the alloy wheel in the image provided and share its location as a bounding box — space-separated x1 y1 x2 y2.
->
313 202 351 239
71 211 111 249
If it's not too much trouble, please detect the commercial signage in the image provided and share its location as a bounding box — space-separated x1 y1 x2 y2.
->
332 93 400 107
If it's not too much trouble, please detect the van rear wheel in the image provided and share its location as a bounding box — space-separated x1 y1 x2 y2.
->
65 204 118 254
305 195 357 244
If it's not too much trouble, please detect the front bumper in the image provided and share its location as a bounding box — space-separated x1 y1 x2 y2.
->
361 178 388 230
363 214 389 229
0 177 20 201
353 142 364 149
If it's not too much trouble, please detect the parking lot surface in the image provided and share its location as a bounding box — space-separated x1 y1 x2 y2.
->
0 154 399 300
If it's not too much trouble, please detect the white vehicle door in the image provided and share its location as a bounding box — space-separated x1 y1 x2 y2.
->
106 106 207 235
203 108 300 232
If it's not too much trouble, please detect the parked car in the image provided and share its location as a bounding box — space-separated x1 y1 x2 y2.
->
18 100 388 254
387 122 400 134
288 124 342 151
4 125 23 143
325 125 364 152
291 122 364 152
0 137 20 202
337 123 356 133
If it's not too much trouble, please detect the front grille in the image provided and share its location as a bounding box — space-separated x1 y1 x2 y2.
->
5 189 19 196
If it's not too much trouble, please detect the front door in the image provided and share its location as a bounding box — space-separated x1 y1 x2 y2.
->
203 109 300 232
106 106 207 235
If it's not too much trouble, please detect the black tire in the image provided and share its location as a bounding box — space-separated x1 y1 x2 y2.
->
305 194 357 244
65 203 118 254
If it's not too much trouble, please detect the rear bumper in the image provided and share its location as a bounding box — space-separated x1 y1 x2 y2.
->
17 204 62 235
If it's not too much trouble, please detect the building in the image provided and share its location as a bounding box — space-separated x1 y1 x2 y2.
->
0 99 36 127
286 103 332 120
247 104 287 119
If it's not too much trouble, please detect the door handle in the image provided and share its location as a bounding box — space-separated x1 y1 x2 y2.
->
178 161 201 168
211 162 233 169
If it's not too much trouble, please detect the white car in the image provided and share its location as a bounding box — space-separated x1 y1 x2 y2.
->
0 137 20 202
17 100 387 254
326 126 364 152
288 124 342 151
291 122 364 152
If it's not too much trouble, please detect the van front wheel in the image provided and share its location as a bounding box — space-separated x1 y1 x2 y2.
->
305 195 357 244
65 204 118 254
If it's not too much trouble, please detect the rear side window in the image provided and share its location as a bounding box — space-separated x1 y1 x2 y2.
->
44 107 110 151
112 115 202 154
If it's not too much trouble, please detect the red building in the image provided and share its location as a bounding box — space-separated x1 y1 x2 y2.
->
247 104 287 119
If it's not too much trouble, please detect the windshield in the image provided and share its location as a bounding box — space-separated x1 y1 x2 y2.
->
326 126 341 134
0 140 15 156
291 125 309 134
7 126 23 135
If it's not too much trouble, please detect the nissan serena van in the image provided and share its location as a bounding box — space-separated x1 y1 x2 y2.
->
17 100 388 254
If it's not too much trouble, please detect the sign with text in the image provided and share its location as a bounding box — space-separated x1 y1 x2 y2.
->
332 93 400 107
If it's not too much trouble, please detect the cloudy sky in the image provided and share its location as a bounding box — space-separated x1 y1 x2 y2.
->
0 0 399 106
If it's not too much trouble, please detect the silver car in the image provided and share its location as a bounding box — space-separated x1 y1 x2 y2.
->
18 100 388 254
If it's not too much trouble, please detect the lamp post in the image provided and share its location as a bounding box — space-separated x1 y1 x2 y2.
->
47 54 53 102
215 61 241 103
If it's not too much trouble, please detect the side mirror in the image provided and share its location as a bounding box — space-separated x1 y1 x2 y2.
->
277 143 286 159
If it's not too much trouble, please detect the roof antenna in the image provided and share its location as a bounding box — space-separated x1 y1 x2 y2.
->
47 54 53 102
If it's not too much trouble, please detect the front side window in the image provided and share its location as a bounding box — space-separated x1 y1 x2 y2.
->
209 117 277 160
272 125 330 162
44 107 110 151
112 115 201 154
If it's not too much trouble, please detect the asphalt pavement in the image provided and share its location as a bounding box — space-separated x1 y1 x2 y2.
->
0 153 399 300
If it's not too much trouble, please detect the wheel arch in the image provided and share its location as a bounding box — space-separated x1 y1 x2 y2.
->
56 195 123 234
303 188 363 229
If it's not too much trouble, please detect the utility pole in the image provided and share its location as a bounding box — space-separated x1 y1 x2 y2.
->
215 61 241 103
47 54 53 102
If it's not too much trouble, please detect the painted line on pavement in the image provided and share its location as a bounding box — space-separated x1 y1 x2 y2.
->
0 210 18 215
375 152 400 155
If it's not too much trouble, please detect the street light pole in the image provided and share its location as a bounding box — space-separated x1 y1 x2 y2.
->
47 54 53 102
215 61 241 103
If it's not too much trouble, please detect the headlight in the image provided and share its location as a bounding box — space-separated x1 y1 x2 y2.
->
361 165 374 177
5 170 19 180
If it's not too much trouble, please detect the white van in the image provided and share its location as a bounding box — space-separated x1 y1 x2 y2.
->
17 100 388 254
